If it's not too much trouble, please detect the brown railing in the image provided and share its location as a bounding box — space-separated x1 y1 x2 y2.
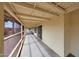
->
4 31 24 57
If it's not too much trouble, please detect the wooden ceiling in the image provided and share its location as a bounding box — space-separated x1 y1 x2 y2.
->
4 2 79 28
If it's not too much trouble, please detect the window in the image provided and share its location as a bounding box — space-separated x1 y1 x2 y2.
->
4 16 21 37
14 20 21 33
4 17 14 37
38 25 42 39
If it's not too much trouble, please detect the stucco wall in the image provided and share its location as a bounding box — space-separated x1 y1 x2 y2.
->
64 9 79 57
42 15 64 57
69 9 79 57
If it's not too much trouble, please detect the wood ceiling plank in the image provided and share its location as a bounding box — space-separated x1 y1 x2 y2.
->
66 3 79 13
15 12 51 20
18 15 49 22
51 2 66 11
13 2 59 16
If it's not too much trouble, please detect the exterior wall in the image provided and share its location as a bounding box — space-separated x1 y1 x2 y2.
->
42 15 64 57
42 9 79 57
64 9 79 57
69 9 79 57
0 3 4 57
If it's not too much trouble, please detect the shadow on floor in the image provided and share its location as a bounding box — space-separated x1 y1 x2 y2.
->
34 35 60 57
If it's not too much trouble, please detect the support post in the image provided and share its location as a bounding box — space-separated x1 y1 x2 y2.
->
0 3 4 57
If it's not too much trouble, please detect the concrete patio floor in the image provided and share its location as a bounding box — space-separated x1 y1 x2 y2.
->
20 34 59 57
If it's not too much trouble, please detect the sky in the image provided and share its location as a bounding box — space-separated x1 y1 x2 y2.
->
5 21 20 28
5 21 13 28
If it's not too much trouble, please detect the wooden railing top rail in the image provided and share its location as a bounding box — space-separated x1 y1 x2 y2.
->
4 31 24 41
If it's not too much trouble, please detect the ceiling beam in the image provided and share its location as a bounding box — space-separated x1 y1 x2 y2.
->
15 12 51 20
7 3 41 28
22 19 44 22
18 17 46 22
23 22 41 28
27 2 62 15
8 2 25 26
13 2 59 16
3 3 23 25
4 12 15 20
17 15 50 21
22 20 43 23
51 2 66 11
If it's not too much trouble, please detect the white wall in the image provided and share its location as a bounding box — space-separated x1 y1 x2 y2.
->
42 9 79 57
42 15 64 57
